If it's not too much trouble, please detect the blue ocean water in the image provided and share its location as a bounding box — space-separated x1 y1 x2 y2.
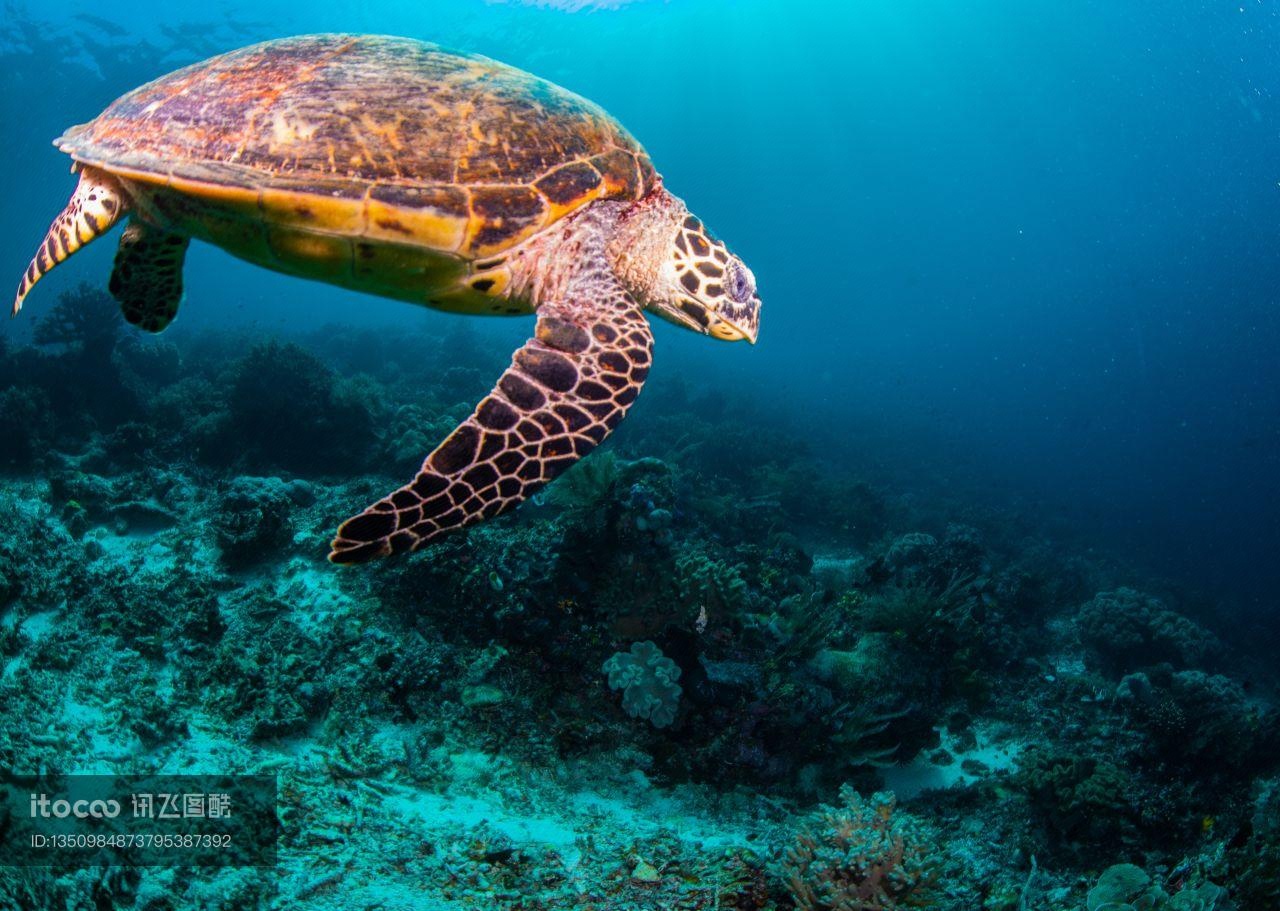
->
7 0 1277 613
2 2 1279 908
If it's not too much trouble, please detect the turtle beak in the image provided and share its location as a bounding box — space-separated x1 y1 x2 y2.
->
707 297 760 344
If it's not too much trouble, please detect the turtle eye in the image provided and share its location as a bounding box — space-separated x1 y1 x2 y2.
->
726 261 754 303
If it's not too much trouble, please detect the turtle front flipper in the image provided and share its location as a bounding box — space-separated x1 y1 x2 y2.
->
330 290 653 563
109 221 191 333
13 167 128 316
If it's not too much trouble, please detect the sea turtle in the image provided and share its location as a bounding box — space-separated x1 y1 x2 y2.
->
12 34 760 563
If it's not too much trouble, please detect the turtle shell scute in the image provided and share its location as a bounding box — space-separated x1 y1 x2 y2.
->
56 34 658 257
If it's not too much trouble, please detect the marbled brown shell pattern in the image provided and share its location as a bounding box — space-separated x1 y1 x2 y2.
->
57 34 658 257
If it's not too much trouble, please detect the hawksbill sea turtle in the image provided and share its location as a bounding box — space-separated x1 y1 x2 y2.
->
12 34 761 563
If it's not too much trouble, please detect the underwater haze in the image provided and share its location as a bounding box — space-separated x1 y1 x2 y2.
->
7 0 1280 612
3 1 1280 909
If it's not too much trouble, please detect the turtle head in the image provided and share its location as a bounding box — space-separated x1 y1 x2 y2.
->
654 213 760 344
611 193 760 344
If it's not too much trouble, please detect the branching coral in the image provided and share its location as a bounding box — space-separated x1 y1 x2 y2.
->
781 787 939 911
603 640 682 728
32 283 121 364
676 549 750 615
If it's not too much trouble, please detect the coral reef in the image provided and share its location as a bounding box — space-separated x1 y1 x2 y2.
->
781 786 939 910
215 340 379 474
0 384 53 468
1227 777 1280 908
603 640 683 728
1083 863 1227 911
212 475 301 568
32 281 122 366
1015 749 1142 858
1076 587 1220 676
0 322 1273 910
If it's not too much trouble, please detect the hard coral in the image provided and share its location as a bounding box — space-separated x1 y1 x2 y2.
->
1076 588 1218 676
378 402 463 474
676 548 751 615
1112 666 1276 784
0 385 53 468
781 786 939 911
1016 749 1140 857
222 340 378 474
29 283 139 427
32 282 121 364
1228 777 1280 907
1157 671 1276 773
212 476 297 568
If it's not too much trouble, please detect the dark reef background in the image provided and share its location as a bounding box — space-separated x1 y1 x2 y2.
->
1 1 1279 909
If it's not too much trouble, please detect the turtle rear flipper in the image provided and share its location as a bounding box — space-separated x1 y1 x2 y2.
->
330 286 653 564
109 221 191 333
13 167 128 315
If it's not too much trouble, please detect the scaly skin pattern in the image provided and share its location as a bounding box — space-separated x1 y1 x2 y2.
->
13 168 126 314
330 203 652 563
109 221 191 333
